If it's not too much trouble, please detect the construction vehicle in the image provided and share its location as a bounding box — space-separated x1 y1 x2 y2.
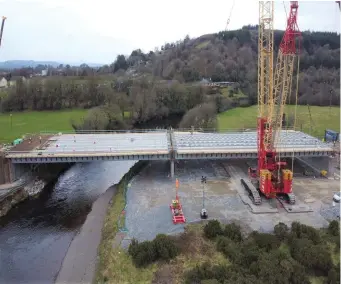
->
241 1 301 205
0 16 6 47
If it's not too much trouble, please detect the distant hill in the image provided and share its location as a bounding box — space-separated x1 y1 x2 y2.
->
144 27 340 106
0 60 103 69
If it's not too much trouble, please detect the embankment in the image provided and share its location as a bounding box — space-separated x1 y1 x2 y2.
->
55 160 147 284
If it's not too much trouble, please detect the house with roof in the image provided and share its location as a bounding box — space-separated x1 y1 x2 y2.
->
0 77 8 88
9 76 27 86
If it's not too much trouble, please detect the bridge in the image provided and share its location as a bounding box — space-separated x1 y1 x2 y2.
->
3 129 334 178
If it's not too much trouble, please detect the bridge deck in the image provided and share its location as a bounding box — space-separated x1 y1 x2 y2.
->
5 130 334 161
173 131 332 153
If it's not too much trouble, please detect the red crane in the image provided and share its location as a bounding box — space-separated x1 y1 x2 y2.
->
241 1 301 205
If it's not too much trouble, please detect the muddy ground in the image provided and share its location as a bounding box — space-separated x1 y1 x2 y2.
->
122 159 340 246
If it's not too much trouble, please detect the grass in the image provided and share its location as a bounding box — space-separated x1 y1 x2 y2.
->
195 40 210 49
221 87 247 99
0 109 87 143
95 178 157 284
218 105 340 138
0 108 132 143
165 224 230 283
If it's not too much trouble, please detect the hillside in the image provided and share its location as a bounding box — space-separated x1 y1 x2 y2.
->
123 27 340 107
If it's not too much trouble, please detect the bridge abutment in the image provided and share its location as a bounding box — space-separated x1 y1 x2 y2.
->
0 153 14 184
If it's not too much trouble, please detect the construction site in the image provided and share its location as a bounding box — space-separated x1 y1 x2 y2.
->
120 0 341 245
120 158 339 245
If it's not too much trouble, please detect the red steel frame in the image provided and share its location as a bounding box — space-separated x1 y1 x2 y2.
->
251 1 301 199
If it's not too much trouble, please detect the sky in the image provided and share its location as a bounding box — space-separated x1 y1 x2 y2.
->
0 0 340 65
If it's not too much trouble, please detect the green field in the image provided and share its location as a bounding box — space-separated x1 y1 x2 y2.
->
0 109 87 143
218 105 340 138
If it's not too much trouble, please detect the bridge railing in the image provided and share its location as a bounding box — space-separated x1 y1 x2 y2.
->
37 127 301 135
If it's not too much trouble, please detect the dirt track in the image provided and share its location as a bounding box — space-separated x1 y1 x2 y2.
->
9 135 53 152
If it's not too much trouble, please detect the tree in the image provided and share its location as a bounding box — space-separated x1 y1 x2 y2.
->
113 55 129 72
328 220 340 236
274 222 289 241
179 102 217 129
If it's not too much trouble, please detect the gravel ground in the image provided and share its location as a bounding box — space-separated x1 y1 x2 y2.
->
320 204 340 221
123 160 340 245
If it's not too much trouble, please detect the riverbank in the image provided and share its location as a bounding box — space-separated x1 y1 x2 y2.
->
0 163 72 218
55 185 117 284
55 161 145 284
94 161 153 283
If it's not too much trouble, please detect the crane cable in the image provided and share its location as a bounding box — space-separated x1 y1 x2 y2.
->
291 56 300 174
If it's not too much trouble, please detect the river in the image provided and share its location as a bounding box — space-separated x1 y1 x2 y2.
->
0 160 136 284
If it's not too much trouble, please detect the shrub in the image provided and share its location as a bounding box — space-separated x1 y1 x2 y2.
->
290 238 333 275
184 263 261 284
128 238 139 258
328 220 340 237
291 222 321 244
290 263 311 284
131 240 157 267
128 234 178 267
325 268 338 284
274 222 289 241
252 232 280 252
153 234 178 261
223 223 243 242
216 236 240 262
204 220 223 239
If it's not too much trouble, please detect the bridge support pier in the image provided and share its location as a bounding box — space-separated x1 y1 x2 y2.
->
296 156 334 177
0 153 14 185
170 160 175 178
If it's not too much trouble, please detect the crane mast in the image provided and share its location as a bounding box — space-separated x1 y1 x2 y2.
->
245 1 300 205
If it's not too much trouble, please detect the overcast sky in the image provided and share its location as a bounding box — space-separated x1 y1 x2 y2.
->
0 0 340 64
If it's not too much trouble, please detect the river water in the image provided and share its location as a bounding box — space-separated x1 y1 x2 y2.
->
0 160 136 284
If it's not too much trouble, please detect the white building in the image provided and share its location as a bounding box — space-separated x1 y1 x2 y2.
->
0 77 8 88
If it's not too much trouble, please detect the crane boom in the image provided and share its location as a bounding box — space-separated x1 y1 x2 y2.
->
272 1 301 148
0 16 7 47
257 1 275 175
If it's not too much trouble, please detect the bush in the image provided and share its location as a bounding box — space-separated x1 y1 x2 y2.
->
128 234 178 267
223 223 243 242
290 238 333 275
128 238 139 258
325 268 339 284
130 240 157 267
274 222 289 241
153 234 178 261
252 232 280 252
328 220 340 237
290 263 311 284
291 222 321 244
204 220 223 239
184 263 261 284
216 236 241 262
